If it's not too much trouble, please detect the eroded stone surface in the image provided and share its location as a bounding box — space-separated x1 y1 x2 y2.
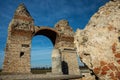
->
3 4 80 76
74 0 120 80
3 3 34 73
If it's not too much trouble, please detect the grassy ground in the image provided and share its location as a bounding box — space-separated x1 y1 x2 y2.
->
31 69 51 74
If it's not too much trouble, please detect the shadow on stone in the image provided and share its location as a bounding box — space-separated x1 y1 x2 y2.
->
62 61 68 74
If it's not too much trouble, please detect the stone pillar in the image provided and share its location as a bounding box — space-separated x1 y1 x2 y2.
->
2 3 34 74
52 48 62 74
61 48 81 75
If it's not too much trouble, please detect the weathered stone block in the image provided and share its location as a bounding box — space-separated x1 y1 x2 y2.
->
74 0 120 80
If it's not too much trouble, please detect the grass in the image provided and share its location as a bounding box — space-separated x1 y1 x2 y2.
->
31 69 51 74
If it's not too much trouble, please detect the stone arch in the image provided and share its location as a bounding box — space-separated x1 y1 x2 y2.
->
2 3 80 75
33 27 59 45
31 27 63 74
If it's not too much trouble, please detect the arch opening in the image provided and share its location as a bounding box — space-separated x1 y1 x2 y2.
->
31 35 53 74
34 29 59 45
31 29 58 74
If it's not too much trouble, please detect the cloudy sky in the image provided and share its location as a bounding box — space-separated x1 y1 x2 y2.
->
0 0 109 68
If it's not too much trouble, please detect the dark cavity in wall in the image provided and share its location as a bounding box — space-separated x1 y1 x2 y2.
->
22 44 29 47
118 36 120 42
62 61 69 74
20 52 24 57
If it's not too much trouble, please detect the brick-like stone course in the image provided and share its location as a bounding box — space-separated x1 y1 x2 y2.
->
3 3 80 76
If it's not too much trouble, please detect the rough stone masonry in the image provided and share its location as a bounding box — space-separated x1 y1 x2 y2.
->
2 0 120 80
2 3 80 76
74 0 120 80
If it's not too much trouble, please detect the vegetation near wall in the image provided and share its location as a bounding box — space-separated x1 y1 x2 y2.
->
31 67 51 74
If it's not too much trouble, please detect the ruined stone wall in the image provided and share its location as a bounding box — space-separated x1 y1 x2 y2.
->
3 31 32 73
54 20 80 75
74 0 120 80
61 49 80 75
55 20 74 49
3 4 34 73
3 4 81 75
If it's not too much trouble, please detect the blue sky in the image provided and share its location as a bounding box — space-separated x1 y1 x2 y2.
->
0 0 109 68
